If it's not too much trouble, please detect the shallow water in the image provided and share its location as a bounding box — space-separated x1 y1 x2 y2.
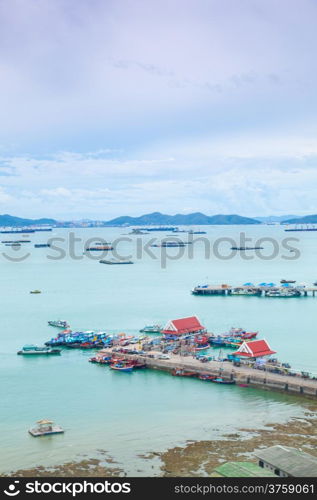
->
0 225 315 474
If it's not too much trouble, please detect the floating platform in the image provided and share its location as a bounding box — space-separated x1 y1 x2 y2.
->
29 425 64 437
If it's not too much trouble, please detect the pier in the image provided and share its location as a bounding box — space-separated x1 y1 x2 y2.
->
98 347 317 399
192 284 317 297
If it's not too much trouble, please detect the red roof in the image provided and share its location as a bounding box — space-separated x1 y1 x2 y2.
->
232 339 276 358
162 316 205 335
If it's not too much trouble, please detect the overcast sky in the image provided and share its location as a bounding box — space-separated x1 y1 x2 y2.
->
0 0 317 219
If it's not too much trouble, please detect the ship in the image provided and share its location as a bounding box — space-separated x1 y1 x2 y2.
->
99 258 133 264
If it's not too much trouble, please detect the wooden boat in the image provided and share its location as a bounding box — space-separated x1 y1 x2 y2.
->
172 369 197 377
211 377 235 385
110 362 134 372
86 245 113 251
199 374 216 381
29 419 64 437
30 290 41 294
17 344 61 355
48 320 69 328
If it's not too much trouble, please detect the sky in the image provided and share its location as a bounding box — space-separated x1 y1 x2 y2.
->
0 0 317 219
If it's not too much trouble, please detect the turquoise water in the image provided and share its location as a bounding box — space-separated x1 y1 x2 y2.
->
0 226 316 475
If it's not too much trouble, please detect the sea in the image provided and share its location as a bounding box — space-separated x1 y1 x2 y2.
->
0 225 316 475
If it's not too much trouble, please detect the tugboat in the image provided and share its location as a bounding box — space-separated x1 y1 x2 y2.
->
17 344 61 355
28 419 64 437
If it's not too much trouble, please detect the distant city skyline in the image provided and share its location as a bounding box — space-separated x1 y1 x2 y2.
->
0 0 317 218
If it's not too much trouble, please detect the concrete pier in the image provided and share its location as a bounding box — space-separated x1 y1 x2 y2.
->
99 347 317 399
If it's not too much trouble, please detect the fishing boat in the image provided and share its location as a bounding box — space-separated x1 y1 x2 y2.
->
139 325 162 333
17 344 61 355
172 369 197 377
231 288 261 296
110 362 134 372
198 374 216 381
85 245 113 251
28 419 64 437
211 377 235 385
48 320 69 328
30 290 41 294
265 289 301 297
99 258 133 264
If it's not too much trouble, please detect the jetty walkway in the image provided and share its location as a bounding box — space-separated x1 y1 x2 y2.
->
100 347 317 399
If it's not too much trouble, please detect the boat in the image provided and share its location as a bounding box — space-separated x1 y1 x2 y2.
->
18 344 61 355
110 362 134 372
5 242 21 247
48 320 69 328
30 290 41 294
230 246 264 250
85 245 113 251
265 289 300 297
172 369 197 377
2 240 31 243
28 419 64 437
187 230 207 234
99 258 133 264
34 243 51 248
198 374 216 381
139 325 162 333
211 377 235 385
280 279 296 284
0 228 35 233
231 288 261 296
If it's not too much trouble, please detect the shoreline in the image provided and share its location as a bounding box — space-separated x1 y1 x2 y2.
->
3 408 316 478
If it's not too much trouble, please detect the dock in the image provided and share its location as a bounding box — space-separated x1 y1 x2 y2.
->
98 347 317 399
192 284 317 297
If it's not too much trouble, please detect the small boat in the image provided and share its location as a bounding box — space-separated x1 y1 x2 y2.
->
18 344 61 355
29 419 64 437
172 369 197 377
139 325 162 333
265 289 300 297
30 290 41 294
34 243 51 248
99 259 133 264
199 374 216 381
5 242 21 247
231 246 264 250
48 320 69 328
110 362 134 372
211 377 235 385
86 245 113 251
280 279 296 284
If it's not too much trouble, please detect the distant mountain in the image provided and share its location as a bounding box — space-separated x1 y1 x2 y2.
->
254 215 300 223
284 214 317 224
105 212 261 226
0 214 56 226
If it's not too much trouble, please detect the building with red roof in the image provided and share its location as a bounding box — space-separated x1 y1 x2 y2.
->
232 339 276 359
162 316 205 336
